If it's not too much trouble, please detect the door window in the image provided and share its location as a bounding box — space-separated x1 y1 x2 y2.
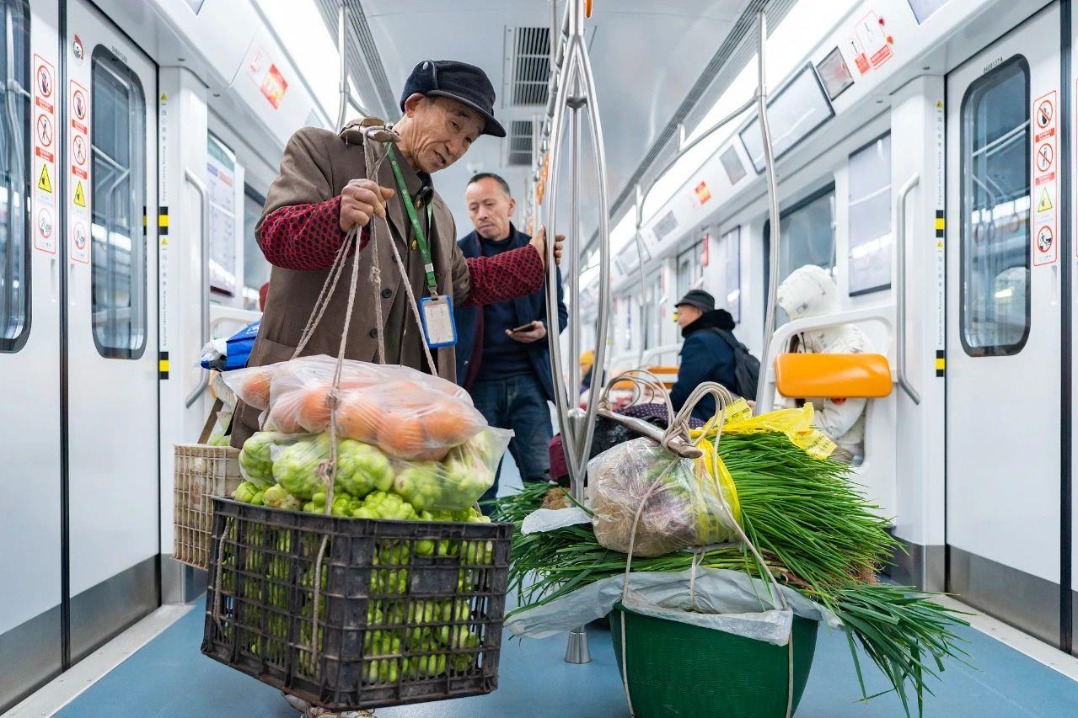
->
0 0 30 352
763 186 837 313
675 245 698 299
848 134 892 295
960 57 1030 356
90 47 147 359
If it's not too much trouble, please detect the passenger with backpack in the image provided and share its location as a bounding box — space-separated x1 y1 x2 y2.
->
670 289 760 422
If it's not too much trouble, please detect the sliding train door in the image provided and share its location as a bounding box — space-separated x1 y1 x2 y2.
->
0 0 63 710
945 5 1062 644
64 0 159 661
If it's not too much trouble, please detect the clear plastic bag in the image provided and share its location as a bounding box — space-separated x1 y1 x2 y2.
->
223 355 488 461
236 426 511 513
390 427 512 511
587 437 740 557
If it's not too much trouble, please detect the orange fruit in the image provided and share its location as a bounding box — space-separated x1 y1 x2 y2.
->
240 366 274 409
335 390 381 444
297 383 332 433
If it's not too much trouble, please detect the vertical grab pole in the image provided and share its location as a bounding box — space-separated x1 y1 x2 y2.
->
568 85 583 402
335 1 348 131
541 0 613 664
753 10 783 412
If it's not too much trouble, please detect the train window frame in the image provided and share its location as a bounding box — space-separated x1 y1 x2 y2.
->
847 132 893 296
0 0 32 353
959 55 1031 358
242 183 269 310
762 183 838 305
738 64 835 174
718 226 741 323
89 46 148 360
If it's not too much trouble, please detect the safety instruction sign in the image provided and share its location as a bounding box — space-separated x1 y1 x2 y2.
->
1031 90 1057 266
69 79 90 264
32 54 57 253
848 11 893 75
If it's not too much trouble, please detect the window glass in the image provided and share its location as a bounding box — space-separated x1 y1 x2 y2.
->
763 187 836 319
207 134 237 296
675 245 699 300
739 66 835 173
718 227 741 322
91 47 146 359
243 185 269 310
961 58 1030 355
0 0 31 351
848 134 892 295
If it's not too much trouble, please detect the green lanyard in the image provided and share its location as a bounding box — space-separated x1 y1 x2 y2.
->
385 145 438 296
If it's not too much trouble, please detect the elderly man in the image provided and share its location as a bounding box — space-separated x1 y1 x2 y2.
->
231 60 562 448
454 173 567 507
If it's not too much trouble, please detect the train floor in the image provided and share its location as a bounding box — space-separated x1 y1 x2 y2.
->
9 460 1078 717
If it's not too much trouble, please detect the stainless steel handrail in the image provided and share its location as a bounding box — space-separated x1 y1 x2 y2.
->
184 169 211 409
754 10 783 411
896 173 921 404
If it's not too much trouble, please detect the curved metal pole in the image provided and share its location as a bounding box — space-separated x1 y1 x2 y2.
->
544 58 574 456
568 94 582 397
753 11 782 412
541 0 611 666
633 184 648 368
576 29 613 482
896 174 921 404
336 1 348 130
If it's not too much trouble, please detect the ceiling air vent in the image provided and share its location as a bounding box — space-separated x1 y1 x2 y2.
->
653 211 679 242
506 120 533 166
509 27 550 105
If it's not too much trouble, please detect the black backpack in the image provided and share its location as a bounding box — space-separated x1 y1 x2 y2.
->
709 328 761 401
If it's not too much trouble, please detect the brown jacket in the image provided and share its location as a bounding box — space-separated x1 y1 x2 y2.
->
230 120 472 447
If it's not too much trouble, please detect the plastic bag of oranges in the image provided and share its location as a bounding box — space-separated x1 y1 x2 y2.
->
224 355 490 462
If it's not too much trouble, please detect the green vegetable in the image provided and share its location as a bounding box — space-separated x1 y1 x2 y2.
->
232 480 260 504
262 483 301 511
272 434 331 499
336 439 393 498
238 431 286 489
495 435 970 718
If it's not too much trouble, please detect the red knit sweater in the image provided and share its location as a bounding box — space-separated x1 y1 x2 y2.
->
257 197 545 307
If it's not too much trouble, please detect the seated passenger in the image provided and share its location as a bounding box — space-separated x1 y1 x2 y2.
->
669 289 743 422
776 265 872 463
579 350 595 394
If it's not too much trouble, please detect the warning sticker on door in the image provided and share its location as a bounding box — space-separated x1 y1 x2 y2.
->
32 53 57 254
69 79 90 264
1031 89 1057 266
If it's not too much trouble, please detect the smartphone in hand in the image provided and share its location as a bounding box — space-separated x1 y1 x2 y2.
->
509 321 538 333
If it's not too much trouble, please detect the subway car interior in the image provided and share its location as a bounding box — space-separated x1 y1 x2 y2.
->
4 0 1078 716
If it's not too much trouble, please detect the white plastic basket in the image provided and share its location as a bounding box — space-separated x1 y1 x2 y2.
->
174 443 241 569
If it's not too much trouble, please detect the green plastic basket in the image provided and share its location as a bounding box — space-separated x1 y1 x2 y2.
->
610 602 818 718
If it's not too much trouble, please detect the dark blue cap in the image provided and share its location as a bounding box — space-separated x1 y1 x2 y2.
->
400 60 506 138
675 289 716 312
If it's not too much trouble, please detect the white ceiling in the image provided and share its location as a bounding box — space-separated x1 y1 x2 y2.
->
357 0 754 246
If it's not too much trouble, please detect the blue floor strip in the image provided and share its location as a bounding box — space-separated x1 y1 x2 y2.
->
51 454 1078 716
52 602 1078 717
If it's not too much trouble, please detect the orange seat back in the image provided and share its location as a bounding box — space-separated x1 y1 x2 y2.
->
774 353 892 399
646 365 678 389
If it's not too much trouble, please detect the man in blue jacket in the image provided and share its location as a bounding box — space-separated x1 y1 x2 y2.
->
670 289 740 422
455 173 568 507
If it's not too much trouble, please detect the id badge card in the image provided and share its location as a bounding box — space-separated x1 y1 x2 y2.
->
419 295 457 348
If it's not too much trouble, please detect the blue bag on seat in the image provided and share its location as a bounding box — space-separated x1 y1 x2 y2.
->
222 321 260 370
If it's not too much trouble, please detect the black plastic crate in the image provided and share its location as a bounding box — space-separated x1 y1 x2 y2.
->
201 498 512 711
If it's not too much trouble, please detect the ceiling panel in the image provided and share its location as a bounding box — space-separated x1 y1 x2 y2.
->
345 0 753 249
